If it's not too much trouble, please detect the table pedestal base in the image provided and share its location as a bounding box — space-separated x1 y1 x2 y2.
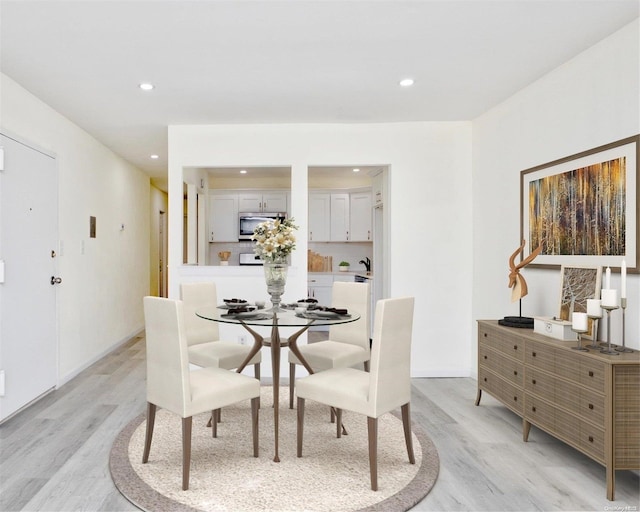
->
237 314 313 463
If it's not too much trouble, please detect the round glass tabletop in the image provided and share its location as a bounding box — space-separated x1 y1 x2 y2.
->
195 307 360 327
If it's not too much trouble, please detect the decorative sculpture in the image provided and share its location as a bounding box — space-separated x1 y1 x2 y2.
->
500 239 543 328
508 239 543 302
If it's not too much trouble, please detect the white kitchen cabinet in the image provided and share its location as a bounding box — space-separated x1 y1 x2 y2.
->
306 273 356 330
307 273 334 331
307 274 333 301
330 193 350 242
209 193 239 242
308 193 331 241
309 189 372 242
238 192 287 213
349 192 372 241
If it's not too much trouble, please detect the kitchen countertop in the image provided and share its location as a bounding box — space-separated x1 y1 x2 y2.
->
308 270 373 279
182 264 371 278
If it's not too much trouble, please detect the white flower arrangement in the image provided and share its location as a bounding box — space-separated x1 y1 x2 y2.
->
252 217 298 262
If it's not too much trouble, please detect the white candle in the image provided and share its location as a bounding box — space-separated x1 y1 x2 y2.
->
587 299 602 318
605 266 611 289
621 260 626 299
572 312 588 331
602 288 619 308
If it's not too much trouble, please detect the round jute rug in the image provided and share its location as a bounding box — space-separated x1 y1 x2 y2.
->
110 387 439 512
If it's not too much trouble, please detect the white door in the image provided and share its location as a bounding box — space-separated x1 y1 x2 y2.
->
159 210 167 297
0 133 58 422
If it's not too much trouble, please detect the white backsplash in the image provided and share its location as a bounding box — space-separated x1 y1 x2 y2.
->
308 242 373 273
208 241 259 266
208 241 373 272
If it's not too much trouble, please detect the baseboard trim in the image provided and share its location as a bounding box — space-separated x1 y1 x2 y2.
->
411 368 472 378
57 327 144 387
0 386 55 425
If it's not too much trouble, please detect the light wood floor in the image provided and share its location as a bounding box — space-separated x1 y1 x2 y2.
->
1 333 638 511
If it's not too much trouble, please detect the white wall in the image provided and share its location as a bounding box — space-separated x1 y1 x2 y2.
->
1 74 151 384
168 122 473 377
472 19 640 362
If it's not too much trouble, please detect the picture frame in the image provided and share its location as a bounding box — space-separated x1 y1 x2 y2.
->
558 265 602 340
521 135 639 272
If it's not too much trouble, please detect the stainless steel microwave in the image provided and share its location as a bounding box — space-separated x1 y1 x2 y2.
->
238 212 287 240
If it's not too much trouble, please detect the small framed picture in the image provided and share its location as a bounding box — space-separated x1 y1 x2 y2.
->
558 265 602 339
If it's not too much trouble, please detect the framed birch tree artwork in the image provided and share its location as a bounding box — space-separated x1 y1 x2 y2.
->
558 265 602 339
520 135 639 272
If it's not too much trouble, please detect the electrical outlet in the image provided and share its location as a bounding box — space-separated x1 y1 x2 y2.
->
238 335 247 345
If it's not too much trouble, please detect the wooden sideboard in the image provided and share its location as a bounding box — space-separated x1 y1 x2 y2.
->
476 320 639 501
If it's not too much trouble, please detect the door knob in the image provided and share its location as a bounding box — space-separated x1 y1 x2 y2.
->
50 276 62 285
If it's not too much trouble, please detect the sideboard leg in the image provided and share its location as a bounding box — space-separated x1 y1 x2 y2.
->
523 419 531 442
475 388 482 406
606 467 615 501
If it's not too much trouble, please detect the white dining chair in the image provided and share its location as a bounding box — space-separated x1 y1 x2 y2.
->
288 281 370 409
142 296 260 491
181 282 261 379
295 296 415 491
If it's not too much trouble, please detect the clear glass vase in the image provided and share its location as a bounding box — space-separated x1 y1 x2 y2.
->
264 258 288 312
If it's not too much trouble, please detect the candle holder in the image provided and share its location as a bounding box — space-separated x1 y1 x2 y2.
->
600 304 620 356
586 316 600 349
570 328 588 352
615 298 633 353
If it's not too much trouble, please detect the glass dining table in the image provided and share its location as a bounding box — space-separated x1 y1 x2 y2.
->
195 306 361 462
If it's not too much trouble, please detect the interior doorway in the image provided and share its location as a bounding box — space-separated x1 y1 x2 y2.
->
158 210 168 297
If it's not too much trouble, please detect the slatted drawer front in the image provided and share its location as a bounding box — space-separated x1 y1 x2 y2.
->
555 407 605 462
479 325 524 361
526 395 605 463
526 368 555 402
528 369 605 427
526 341 554 371
479 345 523 387
478 367 503 404
554 350 580 383
525 395 555 433
555 407 581 449
479 367 523 414
580 359 605 392
581 423 605 462
580 388 605 427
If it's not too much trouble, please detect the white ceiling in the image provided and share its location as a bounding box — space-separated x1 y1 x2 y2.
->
1 1 638 184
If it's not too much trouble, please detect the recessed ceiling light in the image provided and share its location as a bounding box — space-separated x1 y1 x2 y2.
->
399 78 414 87
139 83 154 91
240 169 247 174
150 154 159 159
353 168 360 173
